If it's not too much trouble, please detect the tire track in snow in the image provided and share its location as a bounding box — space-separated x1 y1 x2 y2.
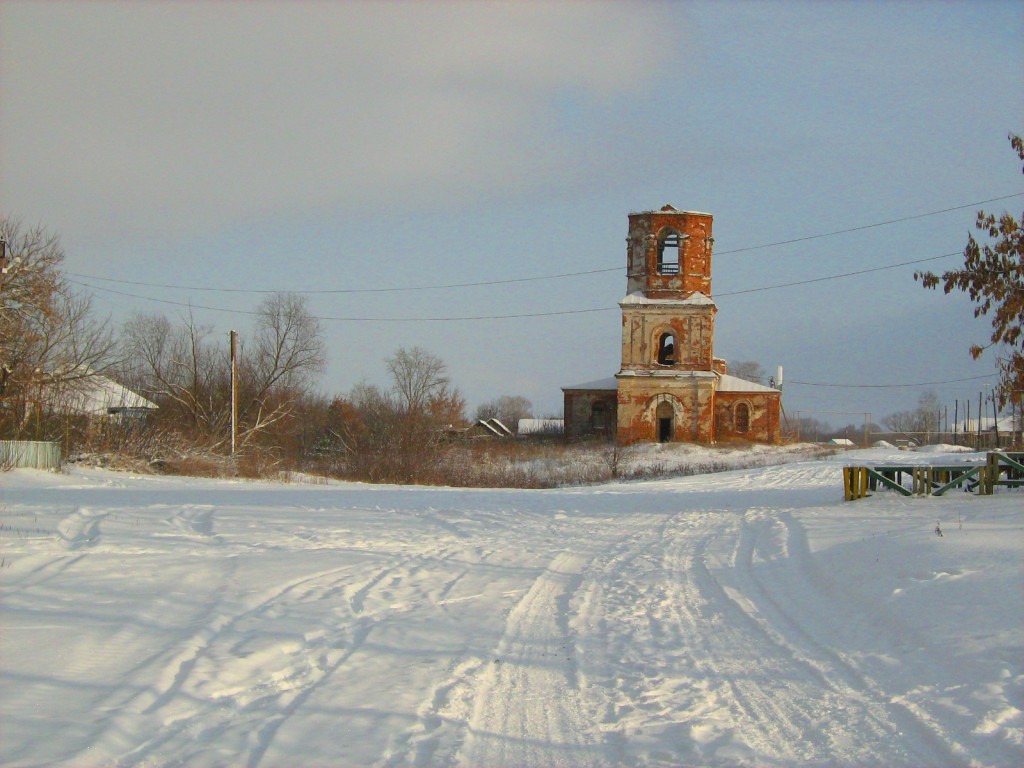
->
101 532 467 767
569 506 913 766
576 510 764 766
163 504 218 540
456 547 606 768
56 506 107 550
375 657 487 768
85 559 393 767
729 510 971 766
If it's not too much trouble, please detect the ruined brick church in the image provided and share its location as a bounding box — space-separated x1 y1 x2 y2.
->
563 205 782 445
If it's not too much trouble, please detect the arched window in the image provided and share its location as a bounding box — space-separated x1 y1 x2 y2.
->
657 332 676 365
735 403 750 434
591 401 607 432
656 229 684 275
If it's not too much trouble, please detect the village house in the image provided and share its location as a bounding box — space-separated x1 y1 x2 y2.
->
563 205 782 445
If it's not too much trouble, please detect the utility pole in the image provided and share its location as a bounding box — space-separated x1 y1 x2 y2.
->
978 391 984 447
0 237 8 292
992 393 1000 448
230 330 238 456
953 400 959 446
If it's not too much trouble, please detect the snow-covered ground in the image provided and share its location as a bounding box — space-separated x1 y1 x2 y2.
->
1 447 1021 767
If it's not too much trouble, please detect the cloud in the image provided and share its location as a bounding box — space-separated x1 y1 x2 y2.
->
1 1 680 242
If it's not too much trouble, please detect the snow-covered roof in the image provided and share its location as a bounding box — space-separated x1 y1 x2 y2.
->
630 205 713 216
716 373 780 393
620 291 716 307
487 418 513 437
517 418 564 435
953 416 1017 432
562 376 618 392
51 375 157 416
471 419 513 438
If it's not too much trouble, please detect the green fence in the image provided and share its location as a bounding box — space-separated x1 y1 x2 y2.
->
0 440 62 470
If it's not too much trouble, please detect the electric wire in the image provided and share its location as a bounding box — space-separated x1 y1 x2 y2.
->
65 250 964 320
65 192 1021 296
61 194 1017 393
785 373 997 388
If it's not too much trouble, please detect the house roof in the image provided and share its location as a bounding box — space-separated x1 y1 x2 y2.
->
469 418 514 438
58 375 157 416
517 418 564 435
954 416 1016 432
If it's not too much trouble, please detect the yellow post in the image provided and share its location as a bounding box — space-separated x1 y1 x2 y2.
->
843 467 854 500
912 466 931 495
979 455 999 495
844 467 869 500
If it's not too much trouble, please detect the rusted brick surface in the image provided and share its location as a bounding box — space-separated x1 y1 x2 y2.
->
564 205 782 446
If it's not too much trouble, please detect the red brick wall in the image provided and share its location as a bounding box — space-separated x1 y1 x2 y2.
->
713 391 782 444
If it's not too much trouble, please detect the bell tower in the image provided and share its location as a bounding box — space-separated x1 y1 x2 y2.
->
617 205 720 444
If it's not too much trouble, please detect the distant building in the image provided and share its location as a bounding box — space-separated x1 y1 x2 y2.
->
563 206 781 444
464 418 513 439
517 418 564 437
56 374 157 419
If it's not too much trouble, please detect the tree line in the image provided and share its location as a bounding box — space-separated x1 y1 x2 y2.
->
0 219 548 480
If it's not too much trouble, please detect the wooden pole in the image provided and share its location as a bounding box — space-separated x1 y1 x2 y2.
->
953 400 959 446
0 238 8 292
230 330 238 456
993 394 1000 448
978 391 983 446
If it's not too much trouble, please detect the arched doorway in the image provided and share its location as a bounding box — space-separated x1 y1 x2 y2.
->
656 400 674 442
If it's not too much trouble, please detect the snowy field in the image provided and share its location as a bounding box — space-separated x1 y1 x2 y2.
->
1 447 1021 768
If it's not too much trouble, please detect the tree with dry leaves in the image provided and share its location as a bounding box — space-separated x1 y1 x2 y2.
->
0 217 116 437
915 133 1024 406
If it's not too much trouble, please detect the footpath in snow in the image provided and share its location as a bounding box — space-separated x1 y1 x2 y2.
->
1 446 1021 767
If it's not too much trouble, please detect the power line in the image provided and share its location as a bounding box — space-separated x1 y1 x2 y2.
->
786 373 997 389
66 266 613 295
66 248 965 321
77 274 1003 391
715 252 958 297
66 192 1021 296
714 192 1022 255
67 278 612 321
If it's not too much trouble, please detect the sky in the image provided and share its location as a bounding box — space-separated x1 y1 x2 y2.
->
2 0 1022 430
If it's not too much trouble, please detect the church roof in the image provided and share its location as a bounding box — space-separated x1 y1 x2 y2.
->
561 376 618 392
564 372 777 393
716 373 780 393
620 291 716 306
630 205 713 216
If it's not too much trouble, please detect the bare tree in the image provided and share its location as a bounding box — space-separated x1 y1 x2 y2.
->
121 310 228 445
883 390 941 443
386 346 450 412
730 360 766 385
236 293 325 447
121 293 325 451
334 349 466 483
1 217 116 437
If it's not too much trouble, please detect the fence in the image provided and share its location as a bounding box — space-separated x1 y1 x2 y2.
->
0 440 62 470
844 451 1024 499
